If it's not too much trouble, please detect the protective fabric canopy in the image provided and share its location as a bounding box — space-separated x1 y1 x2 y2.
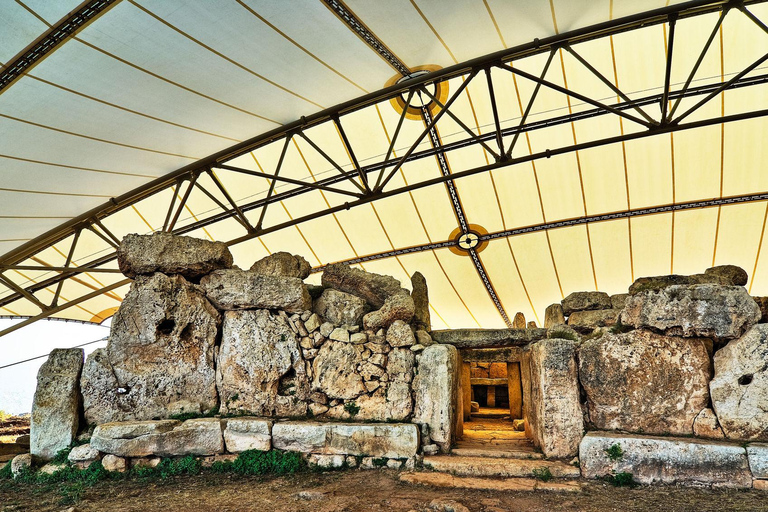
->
0 0 767 332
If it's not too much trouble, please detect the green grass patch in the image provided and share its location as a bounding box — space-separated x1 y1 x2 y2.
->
0 460 12 480
605 471 634 487
531 467 553 482
343 401 360 418
605 443 624 461
609 319 633 334
168 406 220 422
547 328 579 342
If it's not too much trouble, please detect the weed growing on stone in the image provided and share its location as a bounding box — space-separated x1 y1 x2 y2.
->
344 401 361 418
609 320 632 334
372 458 388 468
0 461 12 479
168 406 220 422
605 471 634 487
605 443 624 461
532 467 553 482
548 328 579 342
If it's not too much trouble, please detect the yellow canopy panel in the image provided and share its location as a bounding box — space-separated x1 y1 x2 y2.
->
1 0 767 336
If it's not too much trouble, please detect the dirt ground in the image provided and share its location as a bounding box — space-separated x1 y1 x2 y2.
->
2 469 767 512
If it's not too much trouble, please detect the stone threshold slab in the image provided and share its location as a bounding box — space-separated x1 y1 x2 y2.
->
399 471 582 493
423 454 580 478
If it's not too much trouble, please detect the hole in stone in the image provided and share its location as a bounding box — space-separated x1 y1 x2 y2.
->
180 323 193 343
157 319 175 336
738 374 753 386
278 368 298 396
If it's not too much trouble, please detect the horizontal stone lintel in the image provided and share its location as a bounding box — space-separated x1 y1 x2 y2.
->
470 378 508 386
460 347 523 363
432 328 546 349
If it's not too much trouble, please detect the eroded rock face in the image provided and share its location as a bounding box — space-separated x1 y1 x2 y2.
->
321 264 403 309
81 273 220 425
117 232 232 279
524 338 583 459
710 324 768 441
199 269 310 313
578 330 711 435
626 265 747 295
312 289 369 326
312 341 366 400
91 418 224 457
561 291 611 316
30 348 83 461
567 309 619 332
250 251 310 279
579 432 751 488
544 304 565 328
620 284 760 341
413 344 459 452
693 408 725 439
217 309 308 416
411 271 431 332
362 292 415 331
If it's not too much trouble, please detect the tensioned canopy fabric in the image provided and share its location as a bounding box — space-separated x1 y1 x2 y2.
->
0 0 767 335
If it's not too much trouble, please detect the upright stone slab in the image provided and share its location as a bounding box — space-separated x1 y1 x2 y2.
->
81 273 220 424
524 338 583 459
199 269 311 313
413 344 459 453
507 362 522 420
711 324 768 441
544 304 565 328
217 309 308 416
578 330 711 435
579 432 751 488
461 362 471 422
117 232 233 279
621 284 760 341
31 348 84 461
411 271 431 332
312 341 365 400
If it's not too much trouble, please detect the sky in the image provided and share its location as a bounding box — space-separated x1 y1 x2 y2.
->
0 318 110 415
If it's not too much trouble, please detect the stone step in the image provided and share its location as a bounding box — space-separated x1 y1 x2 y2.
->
451 447 543 460
400 471 582 493
423 455 580 478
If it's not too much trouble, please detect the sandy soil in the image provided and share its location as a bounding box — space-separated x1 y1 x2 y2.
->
2 469 767 512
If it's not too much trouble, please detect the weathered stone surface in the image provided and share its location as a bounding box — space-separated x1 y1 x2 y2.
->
39 462 66 475
544 304 565 328
312 341 365 400
387 320 415 347
431 328 547 349
579 432 752 488
250 251 310 279
411 271 431 332
68 444 100 464
363 292 415 331
217 309 308 416
524 338 583 459
200 269 310 313
91 418 224 457
387 349 415 383
322 264 403 308
711 324 768 441
30 348 83 461
81 273 219 424
309 454 345 468
693 408 725 439
313 289 368 326
512 312 526 329
578 330 711 435
101 454 127 473
610 293 628 310
413 345 459 452
561 291 611 316
222 417 272 453
705 265 749 286
747 444 768 479
754 296 768 323
620 284 760 341
628 273 730 295
117 232 232 279
527 321 537 328
11 453 31 478
567 309 619 332
272 421 418 458
329 327 350 342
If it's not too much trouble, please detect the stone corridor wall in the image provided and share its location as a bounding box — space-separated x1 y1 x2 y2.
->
30 232 459 464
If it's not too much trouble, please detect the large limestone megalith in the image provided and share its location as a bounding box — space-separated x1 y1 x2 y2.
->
30 348 84 461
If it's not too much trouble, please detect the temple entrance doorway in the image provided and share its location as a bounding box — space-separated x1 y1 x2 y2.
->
457 348 536 456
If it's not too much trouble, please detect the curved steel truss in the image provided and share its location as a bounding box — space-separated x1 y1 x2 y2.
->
1 0 768 336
